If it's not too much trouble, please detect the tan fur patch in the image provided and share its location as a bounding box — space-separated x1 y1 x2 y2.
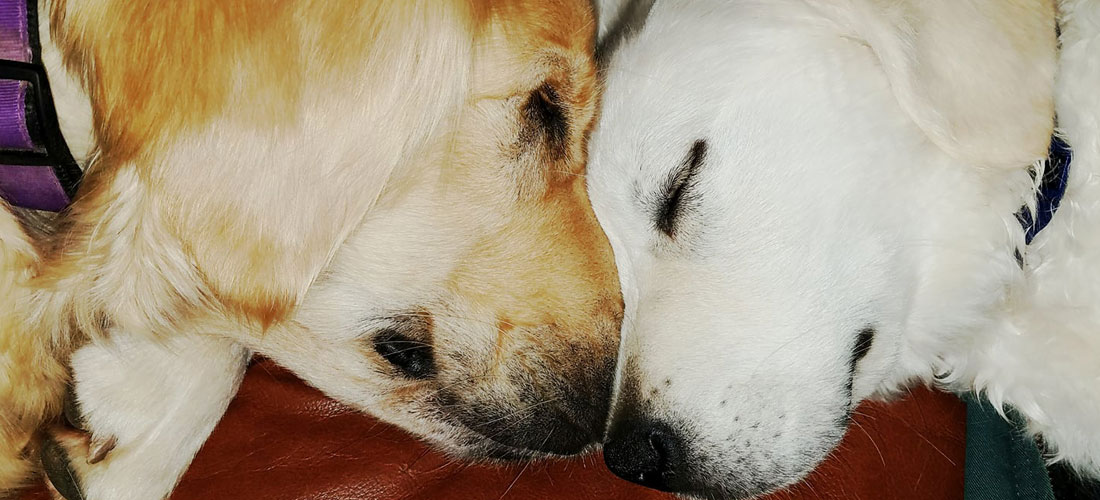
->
41 1 488 336
440 0 622 379
0 206 68 493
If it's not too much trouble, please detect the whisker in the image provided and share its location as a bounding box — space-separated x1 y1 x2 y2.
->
481 397 564 427
850 418 886 467
497 441 541 500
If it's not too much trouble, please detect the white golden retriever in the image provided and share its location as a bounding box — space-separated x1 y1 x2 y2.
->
590 0 1100 497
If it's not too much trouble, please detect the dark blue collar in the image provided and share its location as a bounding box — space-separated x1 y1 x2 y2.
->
1018 134 1072 244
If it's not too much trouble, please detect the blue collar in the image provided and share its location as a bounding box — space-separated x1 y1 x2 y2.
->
1018 134 1072 244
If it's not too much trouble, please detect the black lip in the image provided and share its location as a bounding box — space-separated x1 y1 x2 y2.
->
846 326 876 401
851 327 875 367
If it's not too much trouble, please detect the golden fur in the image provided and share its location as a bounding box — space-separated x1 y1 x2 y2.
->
0 1 619 497
0 208 67 491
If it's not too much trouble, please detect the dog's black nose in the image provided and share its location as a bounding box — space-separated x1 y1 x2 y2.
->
603 419 684 491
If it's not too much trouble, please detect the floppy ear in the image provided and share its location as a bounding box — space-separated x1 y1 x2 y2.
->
594 0 656 60
594 0 630 40
809 0 1058 169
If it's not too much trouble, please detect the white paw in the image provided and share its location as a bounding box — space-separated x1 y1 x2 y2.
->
43 332 249 500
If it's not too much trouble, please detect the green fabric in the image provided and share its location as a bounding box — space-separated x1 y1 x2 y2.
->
964 393 1055 500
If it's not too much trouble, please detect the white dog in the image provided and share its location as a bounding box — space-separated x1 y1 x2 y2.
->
590 0 1100 497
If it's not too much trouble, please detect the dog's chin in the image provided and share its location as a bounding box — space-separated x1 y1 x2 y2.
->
673 471 806 500
690 437 843 500
478 442 603 463
460 443 601 464
636 428 843 500
655 460 819 500
427 424 601 463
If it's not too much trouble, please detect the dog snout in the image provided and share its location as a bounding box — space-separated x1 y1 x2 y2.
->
482 399 604 455
603 418 686 492
475 363 613 454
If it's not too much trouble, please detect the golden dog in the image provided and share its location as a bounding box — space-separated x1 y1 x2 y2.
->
0 1 621 498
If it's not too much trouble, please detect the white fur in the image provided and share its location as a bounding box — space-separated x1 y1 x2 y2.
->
65 333 248 500
38 3 94 166
954 0 1100 473
590 0 1098 497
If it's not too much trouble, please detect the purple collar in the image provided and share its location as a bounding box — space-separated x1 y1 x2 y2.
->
0 0 81 211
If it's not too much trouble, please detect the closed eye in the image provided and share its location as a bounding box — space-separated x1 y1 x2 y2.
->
522 82 569 159
655 139 708 237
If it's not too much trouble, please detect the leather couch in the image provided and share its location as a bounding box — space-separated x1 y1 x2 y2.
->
23 359 965 499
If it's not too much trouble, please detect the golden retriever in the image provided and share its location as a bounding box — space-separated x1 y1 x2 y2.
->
0 1 621 498
591 0 1099 497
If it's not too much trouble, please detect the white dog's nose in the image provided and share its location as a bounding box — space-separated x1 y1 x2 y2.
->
603 419 684 491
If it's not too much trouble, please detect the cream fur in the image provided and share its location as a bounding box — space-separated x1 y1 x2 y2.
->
590 0 1098 497
941 0 1100 474
0 206 62 493
56 334 248 500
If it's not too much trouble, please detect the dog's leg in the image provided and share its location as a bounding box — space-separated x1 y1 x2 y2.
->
0 207 71 496
0 332 66 497
0 328 67 497
41 331 249 500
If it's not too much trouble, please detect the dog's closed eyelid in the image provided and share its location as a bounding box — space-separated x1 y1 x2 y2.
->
372 329 436 380
852 327 875 365
521 82 569 158
654 139 708 237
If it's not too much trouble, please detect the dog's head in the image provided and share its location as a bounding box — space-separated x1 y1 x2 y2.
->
248 0 621 460
590 0 1054 497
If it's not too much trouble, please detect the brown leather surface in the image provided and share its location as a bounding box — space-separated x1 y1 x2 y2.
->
21 360 965 500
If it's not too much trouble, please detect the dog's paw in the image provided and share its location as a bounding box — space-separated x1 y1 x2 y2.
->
38 332 249 500
59 383 117 465
40 385 119 500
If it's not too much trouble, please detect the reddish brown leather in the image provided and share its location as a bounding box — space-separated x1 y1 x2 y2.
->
21 360 964 500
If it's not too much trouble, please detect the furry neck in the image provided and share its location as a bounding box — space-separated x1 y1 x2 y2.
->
887 0 1100 476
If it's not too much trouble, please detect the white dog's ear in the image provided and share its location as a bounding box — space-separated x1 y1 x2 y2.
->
594 0 627 40
594 0 656 60
810 0 1057 169
594 0 638 40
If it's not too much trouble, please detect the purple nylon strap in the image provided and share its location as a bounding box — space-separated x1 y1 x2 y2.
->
0 0 30 63
0 0 72 211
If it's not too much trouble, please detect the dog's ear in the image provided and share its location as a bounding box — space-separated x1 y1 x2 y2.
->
594 0 656 62
594 0 632 40
810 0 1057 169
